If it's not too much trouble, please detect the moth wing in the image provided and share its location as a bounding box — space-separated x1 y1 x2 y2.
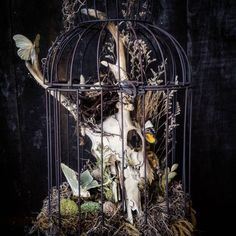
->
13 34 33 49
13 34 34 61
61 163 79 196
17 47 32 61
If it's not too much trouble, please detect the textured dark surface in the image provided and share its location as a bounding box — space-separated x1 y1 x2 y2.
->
0 0 236 235
188 1 236 235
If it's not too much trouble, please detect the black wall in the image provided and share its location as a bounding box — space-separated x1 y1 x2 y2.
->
0 0 235 235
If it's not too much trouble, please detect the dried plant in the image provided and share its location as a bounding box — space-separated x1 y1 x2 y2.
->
62 0 85 31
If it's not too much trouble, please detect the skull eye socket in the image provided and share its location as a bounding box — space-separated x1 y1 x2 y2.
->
127 129 142 151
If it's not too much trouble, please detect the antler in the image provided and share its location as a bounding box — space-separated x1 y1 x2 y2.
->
13 8 130 121
81 8 133 113
13 34 78 120
81 8 128 82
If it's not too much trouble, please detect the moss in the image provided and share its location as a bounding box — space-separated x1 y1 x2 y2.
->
81 201 100 214
104 188 113 201
60 198 79 216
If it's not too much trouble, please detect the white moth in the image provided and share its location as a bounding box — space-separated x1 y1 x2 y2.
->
13 34 40 61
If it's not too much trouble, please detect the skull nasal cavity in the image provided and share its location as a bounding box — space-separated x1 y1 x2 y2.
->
127 129 142 151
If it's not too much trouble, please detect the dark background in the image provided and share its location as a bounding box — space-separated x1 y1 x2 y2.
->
0 0 235 235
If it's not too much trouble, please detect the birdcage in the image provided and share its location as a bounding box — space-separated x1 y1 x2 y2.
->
33 0 193 235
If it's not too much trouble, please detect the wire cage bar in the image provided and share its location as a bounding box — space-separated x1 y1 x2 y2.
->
32 1 193 235
44 21 190 87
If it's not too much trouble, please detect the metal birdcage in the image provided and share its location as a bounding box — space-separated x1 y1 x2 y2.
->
34 0 193 235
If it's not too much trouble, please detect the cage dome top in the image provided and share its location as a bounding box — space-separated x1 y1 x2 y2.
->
65 0 154 25
45 0 191 88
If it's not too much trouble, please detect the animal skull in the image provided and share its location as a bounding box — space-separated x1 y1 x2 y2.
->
12 8 154 225
83 99 153 223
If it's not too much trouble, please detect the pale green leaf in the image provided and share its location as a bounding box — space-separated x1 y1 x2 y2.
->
80 169 93 188
86 180 100 190
61 163 78 196
168 171 177 180
171 163 179 172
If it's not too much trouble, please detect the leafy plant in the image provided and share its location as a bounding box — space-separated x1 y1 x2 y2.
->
160 163 178 192
61 163 100 197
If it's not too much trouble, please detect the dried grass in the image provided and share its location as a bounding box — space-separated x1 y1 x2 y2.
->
30 181 194 236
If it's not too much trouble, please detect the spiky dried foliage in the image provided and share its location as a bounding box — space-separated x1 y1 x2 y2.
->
62 0 85 31
121 0 152 19
136 183 194 236
134 90 163 125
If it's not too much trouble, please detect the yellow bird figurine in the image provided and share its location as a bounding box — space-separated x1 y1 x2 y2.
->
144 120 156 144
